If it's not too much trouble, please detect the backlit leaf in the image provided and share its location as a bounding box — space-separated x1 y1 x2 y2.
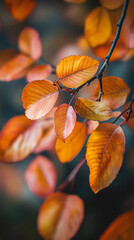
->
56 55 99 88
123 102 134 131
0 115 43 162
22 80 59 120
99 210 134 240
37 192 84 240
18 27 42 60
93 77 130 109
0 53 34 81
27 64 52 83
4 0 36 21
74 97 112 121
99 0 124 10
54 104 76 141
86 123 125 193
86 120 99 135
84 7 112 47
25 155 57 197
56 122 87 163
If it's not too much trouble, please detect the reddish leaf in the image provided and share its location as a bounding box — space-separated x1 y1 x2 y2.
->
4 0 36 21
0 115 43 162
64 0 86 3
54 104 76 141
37 192 84 240
18 27 42 60
84 7 112 47
123 102 134 131
25 155 57 197
99 210 134 240
56 55 99 88
0 53 34 81
0 49 18 68
22 80 59 120
74 97 113 121
86 120 99 135
86 123 125 193
93 77 130 109
99 0 124 10
56 122 87 163
27 64 52 83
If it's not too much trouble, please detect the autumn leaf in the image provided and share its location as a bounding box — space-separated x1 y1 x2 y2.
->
4 0 36 21
22 80 59 120
0 115 43 162
84 7 112 47
64 0 86 3
93 77 130 109
0 53 34 81
86 123 125 193
18 27 42 60
56 55 99 88
99 210 134 240
25 155 57 197
54 104 76 141
74 97 113 121
99 0 124 10
86 120 99 135
123 102 134 131
0 49 18 68
37 192 84 240
27 64 52 83
56 122 87 163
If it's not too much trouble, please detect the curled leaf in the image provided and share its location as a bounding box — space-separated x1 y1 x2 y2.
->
22 80 59 120
56 55 99 88
74 97 113 121
37 192 84 240
54 104 76 142
56 122 87 163
84 7 112 47
25 155 57 197
86 123 125 193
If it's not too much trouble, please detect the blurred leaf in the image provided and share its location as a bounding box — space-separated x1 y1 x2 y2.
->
99 0 124 10
54 104 76 141
25 155 57 197
123 102 134 131
93 77 130 109
86 120 99 135
99 210 134 240
56 55 99 88
56 122 87 163
86 123 125 193
37 192 84 240
64 0 86 3
27 64 52 83
22 80 59 120
74 97 113 121
4 0 36 21
84 7 112 47
18 27 42 60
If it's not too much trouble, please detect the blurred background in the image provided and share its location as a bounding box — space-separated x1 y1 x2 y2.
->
0 0 134 239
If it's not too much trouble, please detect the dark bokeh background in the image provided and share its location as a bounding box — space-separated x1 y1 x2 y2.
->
0 0 134 240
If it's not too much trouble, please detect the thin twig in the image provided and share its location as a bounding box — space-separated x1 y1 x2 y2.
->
57 157 86 191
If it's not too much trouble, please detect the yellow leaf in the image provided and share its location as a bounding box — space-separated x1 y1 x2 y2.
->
56 122 87 163
86 123 125 193
56 55 99 88
99 0 125 10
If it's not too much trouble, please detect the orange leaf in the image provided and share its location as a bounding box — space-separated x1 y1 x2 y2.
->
99 210 134 240
86 120 99 135
123 102 134 131
93 77 130 109
27 64 52 83
74 97 113 121
0 115 43 162
25 155 57 197
22 80 59 120
56 55 99 88
18 27 42 60
86 123 125 193
0 49 18 68
64 0 86 3
55 122 87 163
37 192 84 240
54 104 76 142
4 0 36 21
0 53 34 81
84 7 112 47
99 0 124 10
